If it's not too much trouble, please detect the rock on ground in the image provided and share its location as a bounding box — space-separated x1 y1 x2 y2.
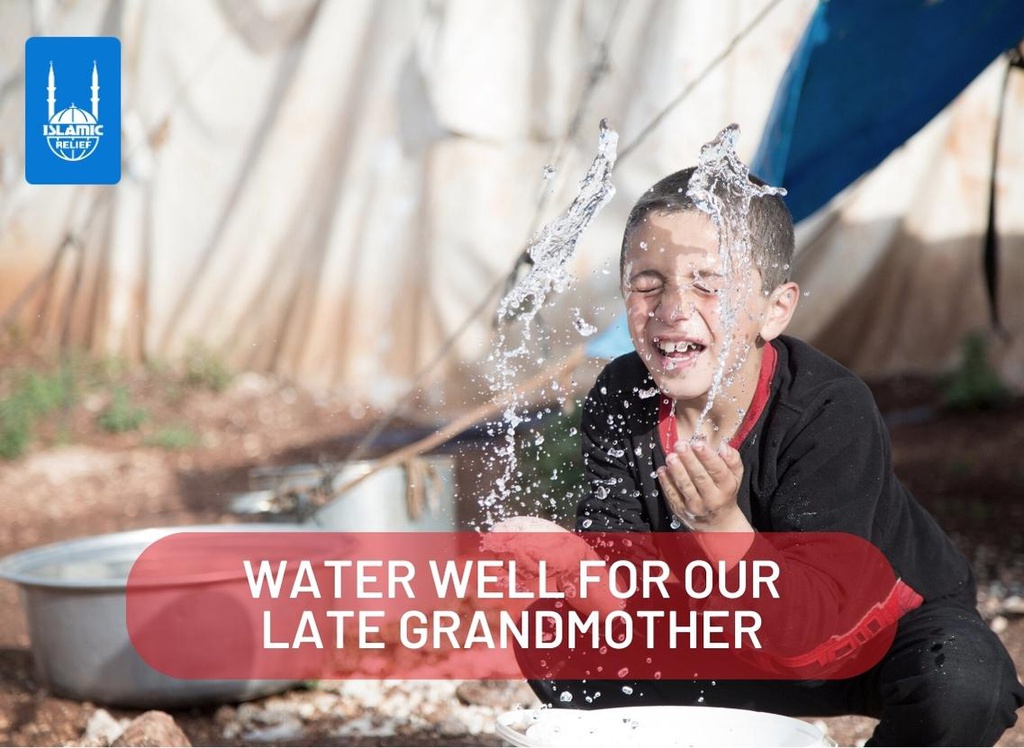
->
110 712 190 747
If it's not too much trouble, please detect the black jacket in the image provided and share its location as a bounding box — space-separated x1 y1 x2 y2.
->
576 335 973 604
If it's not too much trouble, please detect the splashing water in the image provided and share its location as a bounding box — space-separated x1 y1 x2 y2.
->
572 307 598 337
684 124 786 442
497 120 618 324
478 122 619 527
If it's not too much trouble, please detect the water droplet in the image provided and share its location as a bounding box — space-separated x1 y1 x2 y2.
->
559 691 573 703
621 685 634 695
572 307 598 336
617 667 629 677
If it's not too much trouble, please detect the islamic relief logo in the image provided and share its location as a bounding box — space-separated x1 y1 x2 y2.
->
44 61 104 162
25 37 121 184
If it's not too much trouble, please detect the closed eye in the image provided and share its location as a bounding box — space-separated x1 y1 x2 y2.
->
691 281 719 296
692 272 724 296
628 273 664 293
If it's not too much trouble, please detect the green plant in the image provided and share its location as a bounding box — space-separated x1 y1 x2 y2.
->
146 425 199 450
941 332 1010 411
0 397 31 459
0 368 74 459
96 386 149 433
515 403 586 528
19 370 68 413
183 343 232 393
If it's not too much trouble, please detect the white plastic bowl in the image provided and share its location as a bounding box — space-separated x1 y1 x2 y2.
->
496 705 835 747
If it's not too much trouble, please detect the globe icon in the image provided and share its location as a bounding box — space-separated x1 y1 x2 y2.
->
46 104 100 161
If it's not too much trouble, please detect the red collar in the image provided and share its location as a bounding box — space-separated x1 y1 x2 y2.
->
658 342 778 454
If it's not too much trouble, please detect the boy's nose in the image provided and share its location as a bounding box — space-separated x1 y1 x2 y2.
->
657 286 696 322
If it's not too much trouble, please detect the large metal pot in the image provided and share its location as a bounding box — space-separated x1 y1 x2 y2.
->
0 524 302 709
236 455 458 531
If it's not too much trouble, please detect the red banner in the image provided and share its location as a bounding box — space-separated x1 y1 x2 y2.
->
126 530 903 681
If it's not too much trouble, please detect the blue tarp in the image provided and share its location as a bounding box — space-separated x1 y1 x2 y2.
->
586 0 1024 360
751 0 1024 222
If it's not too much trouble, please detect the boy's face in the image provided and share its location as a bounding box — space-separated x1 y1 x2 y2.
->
622 209 775 404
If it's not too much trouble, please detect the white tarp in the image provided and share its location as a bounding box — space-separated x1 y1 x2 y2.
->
2 0 1021 416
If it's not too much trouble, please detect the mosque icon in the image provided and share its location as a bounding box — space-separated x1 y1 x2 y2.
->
43 60 104 162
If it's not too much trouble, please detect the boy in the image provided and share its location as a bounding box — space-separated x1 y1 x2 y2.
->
504 166 1023 746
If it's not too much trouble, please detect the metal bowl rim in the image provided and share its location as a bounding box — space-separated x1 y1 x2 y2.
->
0 523 313 590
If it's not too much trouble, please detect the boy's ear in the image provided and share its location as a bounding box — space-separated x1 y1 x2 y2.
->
758 281 800 342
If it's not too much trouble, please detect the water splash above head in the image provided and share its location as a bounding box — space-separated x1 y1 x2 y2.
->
479 121 620 528
497 120 619 325
685 124 786 442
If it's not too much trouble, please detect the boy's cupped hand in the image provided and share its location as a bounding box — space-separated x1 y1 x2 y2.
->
485 516 592 577
657 440 749 532
485 516 624 615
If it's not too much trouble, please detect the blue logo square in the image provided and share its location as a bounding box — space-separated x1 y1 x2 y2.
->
25 37 121 185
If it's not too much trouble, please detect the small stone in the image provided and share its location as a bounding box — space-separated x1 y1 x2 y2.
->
1000 595 1024 615
234 702 260 724
241 718 303 743
82 708 127 746
212 705 236 728
455 680 536 709
437 716 468 737
110 712 190 747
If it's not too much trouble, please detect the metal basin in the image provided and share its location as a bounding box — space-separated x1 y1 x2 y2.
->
0 524 303 709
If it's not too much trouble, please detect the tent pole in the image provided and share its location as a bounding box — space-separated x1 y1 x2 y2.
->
321 348 587 509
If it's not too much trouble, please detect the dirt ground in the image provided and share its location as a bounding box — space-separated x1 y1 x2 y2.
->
0 362 1022 747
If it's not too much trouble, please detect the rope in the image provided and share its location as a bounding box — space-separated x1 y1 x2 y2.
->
982 43 1023 340
617 0 785 163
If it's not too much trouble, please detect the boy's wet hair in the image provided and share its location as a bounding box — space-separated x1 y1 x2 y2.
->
620 167 795 292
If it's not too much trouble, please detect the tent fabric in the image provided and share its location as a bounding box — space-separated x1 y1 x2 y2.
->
751 0 1024 223
3 1 1024 410
0 0 813 412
